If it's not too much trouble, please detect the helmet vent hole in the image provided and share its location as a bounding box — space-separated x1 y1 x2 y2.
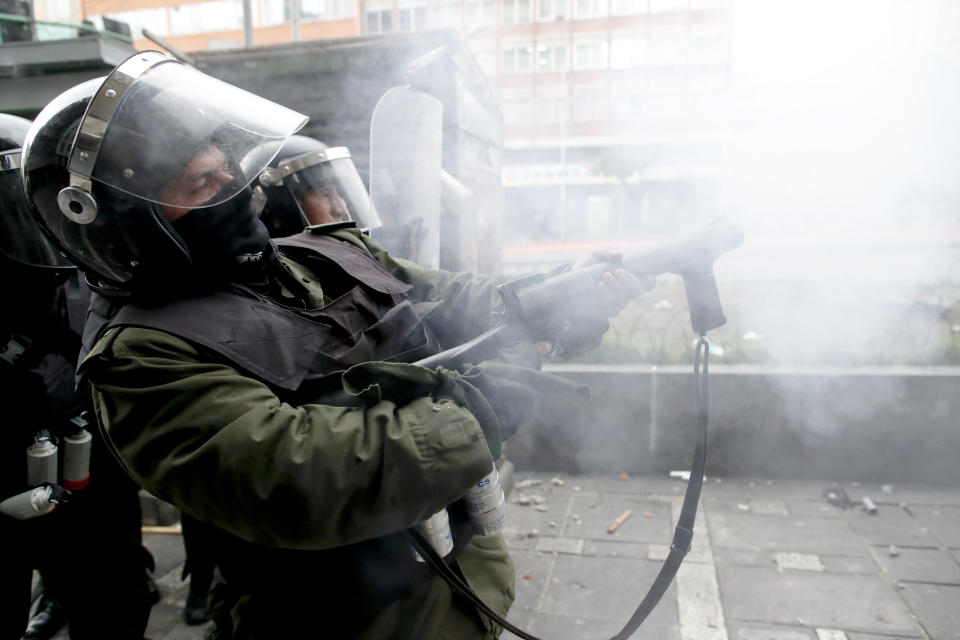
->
69 200 84 214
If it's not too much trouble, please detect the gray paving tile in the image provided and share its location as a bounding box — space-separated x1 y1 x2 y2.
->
713 546 775 567
708 512 867 556
582 539 649 559
898 583 960 640
505 496 571 537
725 621 815 639
843 507 939 547
540 554 678 625
783 500 845 518
563 496 673 543
717 565 920 636
514 611 677 640
909 505 960 547
872 547 960 584
509 549 557 614
819 555 878 575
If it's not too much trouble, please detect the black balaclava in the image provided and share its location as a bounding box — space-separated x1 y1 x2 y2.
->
169 185 274 290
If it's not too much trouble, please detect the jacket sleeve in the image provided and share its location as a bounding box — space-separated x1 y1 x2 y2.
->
351 232 510 348
83 326 494 551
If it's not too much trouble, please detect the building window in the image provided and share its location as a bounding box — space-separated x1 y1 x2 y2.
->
535 89 567 123
690 0 727 8
689 26 728 64
398 4 427 30
649 27 686 66
366 7 393 33
260 0 286 26
465 0 496 27
611 84 642 119
301 0 356 20
169 1 243 35
611 31 646 68
536 41 568 72
573 37 607 70
502 0 531 24
501 91 534 124
501 42 533 73
650 0 687 12
86 7 170 38
537 0 568 23
572 86 606 122
574 0 607 19
429 2 461 28
611 0 645 16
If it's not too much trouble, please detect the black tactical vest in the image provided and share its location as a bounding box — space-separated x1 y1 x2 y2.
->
81 233 476 632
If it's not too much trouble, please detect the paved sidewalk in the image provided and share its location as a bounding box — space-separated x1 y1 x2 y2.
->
51 473 959 640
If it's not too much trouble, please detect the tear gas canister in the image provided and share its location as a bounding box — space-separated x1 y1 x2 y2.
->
0 485 60 520
413 508 454 561
27 433 58 487
463 465 507 535
63 429 92 490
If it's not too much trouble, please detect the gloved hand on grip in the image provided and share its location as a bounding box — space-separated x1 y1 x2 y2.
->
341 358 587 459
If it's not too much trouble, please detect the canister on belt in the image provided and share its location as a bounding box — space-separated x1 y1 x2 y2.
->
27 431 57 487
63 429 93 490
413 508 455 562
463 464 507 535
0 485 61 520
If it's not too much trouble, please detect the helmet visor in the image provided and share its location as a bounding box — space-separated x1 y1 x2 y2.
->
0 161 68 269
87 56 308 209
283 149 382 230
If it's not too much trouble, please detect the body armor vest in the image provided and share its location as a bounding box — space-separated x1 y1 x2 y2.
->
80 233 475 632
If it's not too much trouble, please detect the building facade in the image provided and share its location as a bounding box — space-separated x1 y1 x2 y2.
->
77 0 732 268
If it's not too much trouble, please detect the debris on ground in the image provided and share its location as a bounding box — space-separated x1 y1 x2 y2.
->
516 478 544 490
882 484 894 494
643 511 655 518
551 477 565 486
619 472 631 481
823 486 852 509
526 529 539 538
889 545 901 557
670 470 691 481
535 506 549 513
522 574 533 580
549 521 558 528
607 509 633 533
573 486 582 492
513 494 546 506
737 503 750 512
862 496 878 515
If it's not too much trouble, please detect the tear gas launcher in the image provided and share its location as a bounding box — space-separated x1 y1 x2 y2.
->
415 216 745 370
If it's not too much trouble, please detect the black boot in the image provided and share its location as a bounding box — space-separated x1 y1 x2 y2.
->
22 590 65 640
182 588 210 626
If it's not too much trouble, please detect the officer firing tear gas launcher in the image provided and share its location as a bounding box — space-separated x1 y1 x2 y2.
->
20 51 741 640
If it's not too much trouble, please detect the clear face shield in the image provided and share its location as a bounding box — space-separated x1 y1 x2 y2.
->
0 151 71 276
260 147 382 230
58 51 308 223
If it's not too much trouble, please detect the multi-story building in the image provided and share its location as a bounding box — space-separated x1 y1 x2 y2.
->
76 0 732 268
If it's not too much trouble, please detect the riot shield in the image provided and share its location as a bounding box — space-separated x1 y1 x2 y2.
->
368 85 443 269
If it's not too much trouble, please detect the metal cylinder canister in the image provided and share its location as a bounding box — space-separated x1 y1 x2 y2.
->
413 508 455 562
463 465 507 535
0 485 59 520
63 430 93 490
26 434 58 487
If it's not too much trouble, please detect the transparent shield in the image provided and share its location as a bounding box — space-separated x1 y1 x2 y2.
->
89 58 307 208
369 86 443 269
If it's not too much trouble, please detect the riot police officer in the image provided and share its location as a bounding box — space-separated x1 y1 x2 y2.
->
20 52 651 639
0 113 155 640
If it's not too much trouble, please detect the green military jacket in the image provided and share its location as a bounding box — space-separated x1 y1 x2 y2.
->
80 227 526 639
